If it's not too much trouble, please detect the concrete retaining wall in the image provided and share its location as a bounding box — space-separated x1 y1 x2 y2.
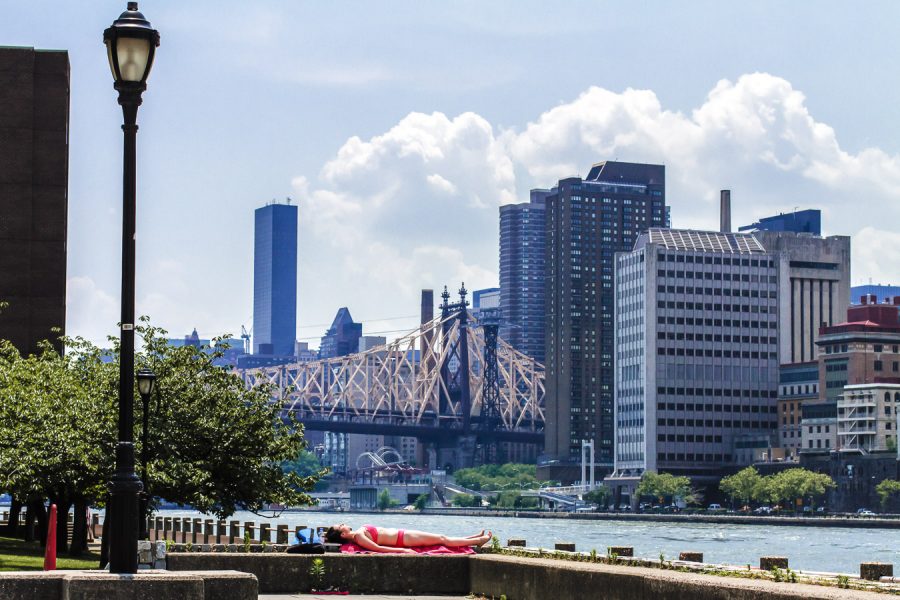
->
470 555 881 600
167 553 471 595
168 552 889 599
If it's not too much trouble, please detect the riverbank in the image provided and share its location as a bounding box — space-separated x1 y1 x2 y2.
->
312 506 900 530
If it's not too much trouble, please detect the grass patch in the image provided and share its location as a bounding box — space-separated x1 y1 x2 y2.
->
0 536 100 571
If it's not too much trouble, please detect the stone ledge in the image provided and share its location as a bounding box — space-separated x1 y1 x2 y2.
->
167 552 471 595
0 570 256 600
471 554 886 600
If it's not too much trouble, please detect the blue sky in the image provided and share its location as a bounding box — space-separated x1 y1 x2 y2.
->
3 1 900 346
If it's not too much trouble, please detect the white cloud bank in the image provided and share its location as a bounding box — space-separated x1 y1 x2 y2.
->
68 73 900 344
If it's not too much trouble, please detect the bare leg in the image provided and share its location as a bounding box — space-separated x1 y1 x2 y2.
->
402 530 491 548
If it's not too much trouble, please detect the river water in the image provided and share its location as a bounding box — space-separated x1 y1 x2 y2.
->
155 509 897 574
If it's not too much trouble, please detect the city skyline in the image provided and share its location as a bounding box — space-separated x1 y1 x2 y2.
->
5 1 900 347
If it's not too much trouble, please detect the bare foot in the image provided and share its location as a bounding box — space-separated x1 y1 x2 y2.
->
476 531 493 547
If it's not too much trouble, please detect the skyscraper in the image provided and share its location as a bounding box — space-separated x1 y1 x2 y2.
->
544 161 667 470
499 189 549 362
253 202 298 356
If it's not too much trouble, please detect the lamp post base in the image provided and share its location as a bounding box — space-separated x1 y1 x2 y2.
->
107 442 143 574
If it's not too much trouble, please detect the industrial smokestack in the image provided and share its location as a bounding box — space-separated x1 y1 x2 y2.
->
720 190 732 233
420 289 435 373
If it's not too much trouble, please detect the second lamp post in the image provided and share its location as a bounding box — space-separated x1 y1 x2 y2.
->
137 368 157 541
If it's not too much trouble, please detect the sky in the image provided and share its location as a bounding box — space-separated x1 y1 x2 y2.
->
4 1 900 348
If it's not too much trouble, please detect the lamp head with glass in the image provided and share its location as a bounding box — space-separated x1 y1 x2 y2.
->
103 2 160 91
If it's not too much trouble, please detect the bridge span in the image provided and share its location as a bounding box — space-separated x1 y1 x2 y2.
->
239 286 545 459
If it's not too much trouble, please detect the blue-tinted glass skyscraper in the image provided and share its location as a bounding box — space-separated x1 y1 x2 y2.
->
499 189 549 363
738 209 821 235
253 202 298 356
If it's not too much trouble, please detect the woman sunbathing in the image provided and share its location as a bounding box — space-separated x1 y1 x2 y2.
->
324 523 492 554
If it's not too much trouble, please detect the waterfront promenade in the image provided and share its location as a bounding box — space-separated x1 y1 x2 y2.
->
150 508 900 574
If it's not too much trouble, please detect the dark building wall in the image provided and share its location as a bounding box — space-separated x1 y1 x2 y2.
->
544 162 667 465
253 203 298 356
0 47 69 355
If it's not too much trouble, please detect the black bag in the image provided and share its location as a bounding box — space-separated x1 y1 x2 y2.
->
286 542 325 554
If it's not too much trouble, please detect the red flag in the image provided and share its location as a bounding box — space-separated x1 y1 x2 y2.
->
43 504 57 571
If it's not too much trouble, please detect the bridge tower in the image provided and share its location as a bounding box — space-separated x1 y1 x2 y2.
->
436 284 476 469
476 305 504 465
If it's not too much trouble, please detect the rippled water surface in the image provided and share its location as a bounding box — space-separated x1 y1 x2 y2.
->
156 509 899 574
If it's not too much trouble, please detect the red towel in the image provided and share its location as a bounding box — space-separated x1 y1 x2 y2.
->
340 543 475 555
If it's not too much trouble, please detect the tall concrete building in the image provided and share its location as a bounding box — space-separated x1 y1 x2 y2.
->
253 202 298 356
755 230 851 364
611 229 779 489
544 161 667 470
499 189 549 362
0 48 69 354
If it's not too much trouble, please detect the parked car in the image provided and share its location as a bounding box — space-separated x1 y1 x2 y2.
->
707 503 722 511
753 506 773 515
857 508 875 516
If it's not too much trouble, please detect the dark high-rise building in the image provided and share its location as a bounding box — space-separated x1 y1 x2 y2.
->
319 307 362 359
739 209 821 236
253 202 297 356
499 189 549 362
0 47 69 355
544 161 667 469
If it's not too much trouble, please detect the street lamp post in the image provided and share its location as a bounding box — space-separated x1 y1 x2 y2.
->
103 2 159 574
136 368 157 541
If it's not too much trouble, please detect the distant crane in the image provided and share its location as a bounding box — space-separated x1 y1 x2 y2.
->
241 324 252 354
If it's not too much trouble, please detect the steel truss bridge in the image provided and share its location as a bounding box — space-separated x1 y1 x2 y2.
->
238 287 545 447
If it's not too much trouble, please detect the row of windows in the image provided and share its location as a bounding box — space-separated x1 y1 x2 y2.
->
657 387 778 399
659 434 723 443
657 286 776 299
657 270 776 283
657 316 775 329
657 400 778 411
657 254 774 268
659 453 733 462
658 419 776 429
657 347 776 359
658 300 776 313
657 332 777 344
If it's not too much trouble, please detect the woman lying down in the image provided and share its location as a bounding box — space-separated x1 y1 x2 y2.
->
324 523 492 554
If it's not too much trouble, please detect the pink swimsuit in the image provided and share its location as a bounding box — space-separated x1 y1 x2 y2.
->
363 525 405 546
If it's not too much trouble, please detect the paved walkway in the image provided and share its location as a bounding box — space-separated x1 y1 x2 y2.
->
261 595 470 600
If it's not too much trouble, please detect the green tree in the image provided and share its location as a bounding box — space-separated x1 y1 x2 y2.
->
636 472 692 504
767 469 834 509
0 319 320 557
282 450 330 492
377 489 395 510
583 486 611 507
452 493 479 507
453 463 538 491
876 479 900 508
413 493 429 510
135 320 315 519
720 467 762 506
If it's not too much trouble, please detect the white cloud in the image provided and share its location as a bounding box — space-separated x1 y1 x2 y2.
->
66 277 118 344
292 73 900 340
